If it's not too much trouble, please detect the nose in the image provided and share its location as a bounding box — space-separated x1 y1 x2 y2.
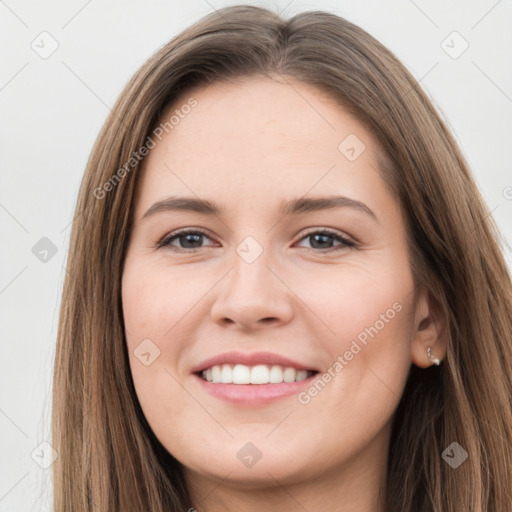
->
209 247 295 331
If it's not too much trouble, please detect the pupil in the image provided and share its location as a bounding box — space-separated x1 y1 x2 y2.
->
182 234 202 248
311 234 332 249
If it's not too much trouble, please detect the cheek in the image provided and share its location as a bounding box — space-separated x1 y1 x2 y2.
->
122 260 197 340
121 260 210 414
121 263 176 391
296 260 413 345
294 262 414 406
121 265 196 452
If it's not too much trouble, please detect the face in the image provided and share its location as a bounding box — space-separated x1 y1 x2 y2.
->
121 76 427 495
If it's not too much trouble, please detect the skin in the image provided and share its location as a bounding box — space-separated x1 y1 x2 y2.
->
121 75 446 511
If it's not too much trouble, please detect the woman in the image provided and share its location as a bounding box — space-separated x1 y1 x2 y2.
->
52 5 512 511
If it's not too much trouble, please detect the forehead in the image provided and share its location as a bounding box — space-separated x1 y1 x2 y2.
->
157 75 371 157
134 76 390 220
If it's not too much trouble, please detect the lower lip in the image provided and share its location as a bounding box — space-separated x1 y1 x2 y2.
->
192 373 318 406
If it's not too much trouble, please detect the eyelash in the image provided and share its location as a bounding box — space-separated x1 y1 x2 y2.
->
155 228 357 253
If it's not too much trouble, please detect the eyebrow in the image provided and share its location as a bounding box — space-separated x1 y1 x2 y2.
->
141 195 377 222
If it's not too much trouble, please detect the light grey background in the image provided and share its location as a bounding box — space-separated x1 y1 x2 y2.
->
1 0 511 510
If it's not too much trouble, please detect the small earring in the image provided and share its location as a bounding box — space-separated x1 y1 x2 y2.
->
427 346 441 366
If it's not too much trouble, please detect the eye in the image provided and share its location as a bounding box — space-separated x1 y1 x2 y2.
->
156 227 356 253
294 228 356 253
156 229 215 251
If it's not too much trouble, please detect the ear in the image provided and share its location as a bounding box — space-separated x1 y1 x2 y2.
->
411 286 447 368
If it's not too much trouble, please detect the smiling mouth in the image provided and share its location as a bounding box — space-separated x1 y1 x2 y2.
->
196 363 319 385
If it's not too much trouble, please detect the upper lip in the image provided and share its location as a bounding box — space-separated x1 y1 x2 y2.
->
191 351 319 374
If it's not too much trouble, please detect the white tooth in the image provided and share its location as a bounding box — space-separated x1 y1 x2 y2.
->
283 367 297 383
204 364 310 384
250 364 270 384
295 370 308 382
269 365 284 383
211 365 222 383
233 364 251 384
220 364 233 384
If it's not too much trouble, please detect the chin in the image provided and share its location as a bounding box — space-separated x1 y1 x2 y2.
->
177 439 319 488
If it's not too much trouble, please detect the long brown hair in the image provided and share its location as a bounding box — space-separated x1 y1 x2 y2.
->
52 5 512 511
